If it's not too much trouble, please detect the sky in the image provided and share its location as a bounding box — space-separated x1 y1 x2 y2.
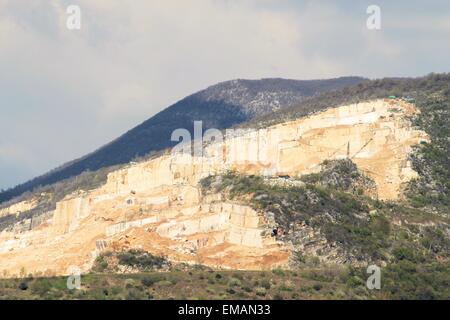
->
0 0 449 190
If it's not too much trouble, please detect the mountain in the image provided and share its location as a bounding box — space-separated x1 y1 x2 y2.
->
0 73 449 299
0 76 365 204
0 88 431 274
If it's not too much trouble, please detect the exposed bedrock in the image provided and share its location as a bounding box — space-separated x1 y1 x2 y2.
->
0 99 427 276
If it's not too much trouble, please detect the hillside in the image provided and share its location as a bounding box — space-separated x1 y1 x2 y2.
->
0 77 364 204
0 73 448 299
0 96 433 274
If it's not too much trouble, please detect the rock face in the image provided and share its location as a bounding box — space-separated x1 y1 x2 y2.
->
103 98 427 200
0 200 37 218
0 99 427 277
52 197 91 235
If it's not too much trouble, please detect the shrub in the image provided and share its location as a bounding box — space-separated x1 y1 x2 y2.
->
260 279 271 290
392 247 419 263
18 281 28 291
313 283 323 291
31 279 53 295
273 292 284 300
226 288 236 295
255 287 267 296
228 278 242 287
242 286 252 293
272 268 285 276
141 277 155 287
124 278 136 289
117 249 170 271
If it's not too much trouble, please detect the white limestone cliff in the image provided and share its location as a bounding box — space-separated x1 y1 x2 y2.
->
0 99 428 276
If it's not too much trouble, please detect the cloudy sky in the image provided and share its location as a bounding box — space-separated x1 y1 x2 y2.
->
0 0 449 190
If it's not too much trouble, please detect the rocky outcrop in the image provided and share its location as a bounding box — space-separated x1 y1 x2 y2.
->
0 99 427 276
0 200 37 218
52 197 91 235
102 99 427 200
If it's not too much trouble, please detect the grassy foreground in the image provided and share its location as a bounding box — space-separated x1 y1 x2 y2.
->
0 269 378 300
1 262 449 300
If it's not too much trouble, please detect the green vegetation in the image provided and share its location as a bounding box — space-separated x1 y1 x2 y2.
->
405 92 450 210
200 155 450 295
92 249 171 273
1 261 448 300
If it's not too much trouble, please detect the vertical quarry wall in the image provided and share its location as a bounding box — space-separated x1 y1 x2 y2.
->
52 197 91 235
